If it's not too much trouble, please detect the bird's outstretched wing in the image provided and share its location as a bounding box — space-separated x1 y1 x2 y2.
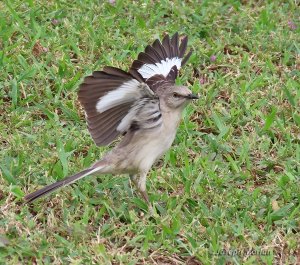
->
129 32 192 91
78 66 161 146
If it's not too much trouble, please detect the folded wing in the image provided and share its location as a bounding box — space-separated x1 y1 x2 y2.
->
117 98 161 133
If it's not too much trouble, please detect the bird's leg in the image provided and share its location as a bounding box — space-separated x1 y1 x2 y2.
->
129 174 139 197
137 171 150 204
130 174 139 187
130 172 155 215
130 173 151 206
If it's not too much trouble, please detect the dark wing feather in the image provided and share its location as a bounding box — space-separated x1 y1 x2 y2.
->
102 66 132 78
179 35 188 58
145 45 164 61
171 32 179 57
166 66 178 82
182 50 193 66
90 103 132 146
137 52 157 65
145 75 169 92
129 32 192 88
152 39 168 59
78 69 134 146
162 34 172 58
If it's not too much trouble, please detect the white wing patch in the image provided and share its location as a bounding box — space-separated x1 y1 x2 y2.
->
96 79 153 113
116 105 139 132
138 57 182 79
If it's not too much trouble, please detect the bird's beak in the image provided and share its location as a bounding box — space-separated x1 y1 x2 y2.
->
186 94 199 100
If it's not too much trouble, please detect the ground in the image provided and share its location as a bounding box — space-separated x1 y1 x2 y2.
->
0 0 299 264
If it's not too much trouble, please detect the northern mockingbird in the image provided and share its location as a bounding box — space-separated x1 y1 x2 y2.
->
24 32 198 204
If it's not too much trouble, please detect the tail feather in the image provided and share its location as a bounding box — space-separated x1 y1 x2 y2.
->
24 166 103 203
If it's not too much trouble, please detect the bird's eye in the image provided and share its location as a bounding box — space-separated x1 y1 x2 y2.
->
173 93 181 98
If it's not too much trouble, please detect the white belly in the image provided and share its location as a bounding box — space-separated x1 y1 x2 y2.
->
136 130 175 171
134 111 181 172
112 109 183 174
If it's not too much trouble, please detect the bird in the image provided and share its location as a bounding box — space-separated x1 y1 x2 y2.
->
24 32 198 205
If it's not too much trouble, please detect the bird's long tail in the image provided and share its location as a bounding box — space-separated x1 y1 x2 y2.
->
24 162 106 203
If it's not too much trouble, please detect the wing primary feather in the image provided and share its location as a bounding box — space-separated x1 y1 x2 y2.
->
131 60 145 70
179 36 188 58
171 32 179 57
166 65 178 81
138 52 158 64
152 39 168 59
181 49 193 66
103 66 132 78
92 116 124 145
128 69 144 82
87 103 131 130
162 34 171 58
145 45 163 61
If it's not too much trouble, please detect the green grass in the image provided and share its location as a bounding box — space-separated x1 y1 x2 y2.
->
1 0 300 264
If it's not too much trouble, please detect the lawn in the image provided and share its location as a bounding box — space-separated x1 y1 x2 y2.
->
1 0 299 264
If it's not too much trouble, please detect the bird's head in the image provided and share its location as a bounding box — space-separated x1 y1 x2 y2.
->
160 85 199 110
